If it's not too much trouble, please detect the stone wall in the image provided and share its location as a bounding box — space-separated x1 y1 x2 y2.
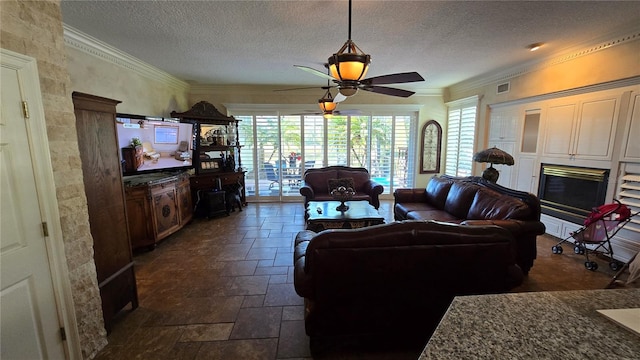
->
1 1 107 358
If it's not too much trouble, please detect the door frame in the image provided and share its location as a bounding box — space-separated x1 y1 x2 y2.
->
2 48 82 359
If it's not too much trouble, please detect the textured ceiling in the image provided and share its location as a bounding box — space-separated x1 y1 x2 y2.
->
60 1 640 93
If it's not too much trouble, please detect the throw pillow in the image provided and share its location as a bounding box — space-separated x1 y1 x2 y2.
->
327 177 355 193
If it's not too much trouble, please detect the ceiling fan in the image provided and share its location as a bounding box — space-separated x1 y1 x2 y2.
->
295 0 424 98
290 108 362 118
275 64 348 116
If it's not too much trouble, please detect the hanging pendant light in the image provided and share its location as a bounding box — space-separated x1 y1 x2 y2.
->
318 88 337 114
328 0 371 96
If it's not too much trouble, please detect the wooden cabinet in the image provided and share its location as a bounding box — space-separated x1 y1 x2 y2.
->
72 92 138 334
177 176 194 225
121 145 143 172
190 170 246 204
149 181 180 240
124 172 192 250
543 92 620 161
171 101 246 207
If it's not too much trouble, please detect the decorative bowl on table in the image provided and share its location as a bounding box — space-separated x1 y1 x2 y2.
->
331 186 356 212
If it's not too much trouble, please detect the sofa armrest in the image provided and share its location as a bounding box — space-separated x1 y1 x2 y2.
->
299 184 315 200
393 188 428 203
293 230 316 298
294 255 314 298
363 179 384 195
461 219 546 236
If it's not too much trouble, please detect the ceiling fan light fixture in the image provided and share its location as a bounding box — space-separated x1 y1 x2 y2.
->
318 89 337 112
328 40 371 82
338 85 358 97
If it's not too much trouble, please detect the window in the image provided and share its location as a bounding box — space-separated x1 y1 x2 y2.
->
154 125 179 144
233 110 417 199
445 98 478 177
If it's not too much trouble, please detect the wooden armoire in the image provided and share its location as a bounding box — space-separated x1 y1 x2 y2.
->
72 92 138 333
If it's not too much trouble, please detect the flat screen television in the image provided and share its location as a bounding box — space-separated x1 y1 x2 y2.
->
116 113 194 176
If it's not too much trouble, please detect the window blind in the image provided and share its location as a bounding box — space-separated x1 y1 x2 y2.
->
445 104 477 177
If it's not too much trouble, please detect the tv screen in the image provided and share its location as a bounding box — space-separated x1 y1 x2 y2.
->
116 114 194 176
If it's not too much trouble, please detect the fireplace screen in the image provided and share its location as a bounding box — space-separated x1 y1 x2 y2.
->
538 164 609 223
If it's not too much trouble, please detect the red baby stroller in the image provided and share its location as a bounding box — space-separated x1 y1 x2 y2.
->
551 199 639 271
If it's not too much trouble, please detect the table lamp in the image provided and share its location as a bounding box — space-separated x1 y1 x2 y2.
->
473 146 514 182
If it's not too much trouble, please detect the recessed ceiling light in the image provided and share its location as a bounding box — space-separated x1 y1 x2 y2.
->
527 42 544 52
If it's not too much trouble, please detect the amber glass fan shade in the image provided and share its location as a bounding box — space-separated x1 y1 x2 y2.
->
318 99 336 112
329 55 369 81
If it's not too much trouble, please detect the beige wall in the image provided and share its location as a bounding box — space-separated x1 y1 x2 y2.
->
65 47 190 117
1 1 107 358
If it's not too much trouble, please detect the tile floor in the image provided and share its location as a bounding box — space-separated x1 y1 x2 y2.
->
94 200 621 360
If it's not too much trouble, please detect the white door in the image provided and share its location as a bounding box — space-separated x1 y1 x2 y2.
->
1 55 67 359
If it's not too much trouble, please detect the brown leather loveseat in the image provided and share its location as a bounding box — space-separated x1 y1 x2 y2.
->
299 166 384 209
293 220 524 345
394 175 546 274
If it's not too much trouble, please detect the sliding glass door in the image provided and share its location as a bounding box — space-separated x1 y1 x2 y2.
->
236 112 416 202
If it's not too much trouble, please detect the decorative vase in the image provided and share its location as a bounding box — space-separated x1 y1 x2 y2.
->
331 186 355 212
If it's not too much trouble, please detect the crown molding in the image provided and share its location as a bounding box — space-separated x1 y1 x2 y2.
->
190 84 443 97
63 24 190 92
224 103 423 114
449 28 640 96
489 76 640 108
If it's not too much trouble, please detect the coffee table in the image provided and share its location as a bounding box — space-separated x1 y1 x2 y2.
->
306 200 385 232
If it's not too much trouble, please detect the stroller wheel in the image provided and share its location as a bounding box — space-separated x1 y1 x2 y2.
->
585 261 598 271
552 245 563 254
609 261 621 271
574 246 585 255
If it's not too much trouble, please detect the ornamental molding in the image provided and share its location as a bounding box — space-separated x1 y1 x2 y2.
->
449 29 640 96
63 25 189 92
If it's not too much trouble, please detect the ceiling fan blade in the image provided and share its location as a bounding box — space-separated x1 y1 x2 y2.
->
362 72 425 85
360 85 416 98
333 93 347 103
334 109 362 116
274 86 330 92
294 65 336 80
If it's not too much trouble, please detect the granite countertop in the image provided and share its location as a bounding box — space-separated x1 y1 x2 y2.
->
419 288 640 359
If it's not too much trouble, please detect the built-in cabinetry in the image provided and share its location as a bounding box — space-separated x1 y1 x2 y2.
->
487 107 519 188
123 172 193 251
171 101 246 205
621 92 640 161
542 91 620 161
486 84 640 262
72 92 138 334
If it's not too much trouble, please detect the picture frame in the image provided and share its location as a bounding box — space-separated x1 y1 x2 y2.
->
420 120 442 174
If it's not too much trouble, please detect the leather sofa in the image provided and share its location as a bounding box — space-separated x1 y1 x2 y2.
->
293 220 524 343
299 166 384 209
394 175 546 274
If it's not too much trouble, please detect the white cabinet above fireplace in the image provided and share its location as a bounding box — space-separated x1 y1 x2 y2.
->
542 91 621 161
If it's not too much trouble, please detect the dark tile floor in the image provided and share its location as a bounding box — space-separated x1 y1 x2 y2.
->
94 200 621 360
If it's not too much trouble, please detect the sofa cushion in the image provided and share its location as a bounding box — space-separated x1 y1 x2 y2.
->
304 169 338 194
467 188 532 220
425 176 453 209
327 177 355 193
406 210 462 222
394 202 440 219
444 182 480 219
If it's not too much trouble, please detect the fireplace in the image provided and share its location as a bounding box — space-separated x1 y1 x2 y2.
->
537 164 609 224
